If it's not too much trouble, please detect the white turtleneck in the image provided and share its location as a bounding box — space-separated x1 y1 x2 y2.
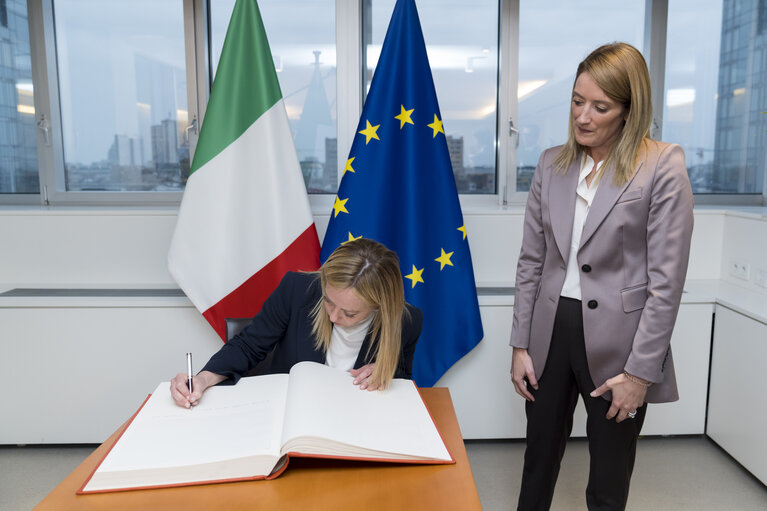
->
325 314 375 371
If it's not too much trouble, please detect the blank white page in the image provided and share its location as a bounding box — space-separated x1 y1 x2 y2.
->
98 374 289 473
280 362 451 461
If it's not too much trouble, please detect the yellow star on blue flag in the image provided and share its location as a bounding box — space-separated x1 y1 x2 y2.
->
320 0 483 386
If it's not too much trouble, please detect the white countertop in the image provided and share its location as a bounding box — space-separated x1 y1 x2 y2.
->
2 279 766 324
683 279 767 325
0 283 190 308
477 279 767 325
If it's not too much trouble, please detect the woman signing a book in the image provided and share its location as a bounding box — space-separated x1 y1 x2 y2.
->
170 237 423 408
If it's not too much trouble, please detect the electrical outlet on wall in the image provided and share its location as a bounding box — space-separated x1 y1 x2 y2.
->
754 268 767 288
728 260 750 280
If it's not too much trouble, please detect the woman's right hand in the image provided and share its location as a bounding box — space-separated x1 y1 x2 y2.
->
511 347 538 401
170 370 225 408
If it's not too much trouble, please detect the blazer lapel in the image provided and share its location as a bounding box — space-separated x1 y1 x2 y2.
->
549 158 580 263
579 159 643 249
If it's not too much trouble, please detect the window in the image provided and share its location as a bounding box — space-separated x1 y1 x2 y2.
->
515 0 645 192
210 0 337 194
52 0 189 192
710 0 765 194
3 1 765 205
663 0 765 195
0 0 39 194
363 0 499 194
663 0 724 194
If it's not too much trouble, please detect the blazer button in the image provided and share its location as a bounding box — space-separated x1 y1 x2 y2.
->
581 264 592 273
587 300 598 309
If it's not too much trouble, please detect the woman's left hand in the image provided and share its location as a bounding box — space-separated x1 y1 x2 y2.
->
591 372 648 422
349 363 380 391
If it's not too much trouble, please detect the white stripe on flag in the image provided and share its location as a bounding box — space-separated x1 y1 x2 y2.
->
169 100 313 312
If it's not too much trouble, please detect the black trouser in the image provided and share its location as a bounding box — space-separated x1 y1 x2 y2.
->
517 297 647 511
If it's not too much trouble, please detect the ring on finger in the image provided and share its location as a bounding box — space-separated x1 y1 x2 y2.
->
627 410 637 419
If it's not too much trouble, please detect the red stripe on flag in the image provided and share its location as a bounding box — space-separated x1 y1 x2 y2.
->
202 225 321 340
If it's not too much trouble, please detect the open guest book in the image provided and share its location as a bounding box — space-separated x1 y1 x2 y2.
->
79 361 453 493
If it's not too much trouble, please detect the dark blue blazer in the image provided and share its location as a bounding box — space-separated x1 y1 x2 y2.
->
202 272 423 384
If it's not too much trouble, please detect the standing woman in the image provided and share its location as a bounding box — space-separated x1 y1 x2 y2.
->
509 43 694 510
171 238 422 408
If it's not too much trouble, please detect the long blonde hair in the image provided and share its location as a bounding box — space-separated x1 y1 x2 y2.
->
310 238 406 389
554 42 653 185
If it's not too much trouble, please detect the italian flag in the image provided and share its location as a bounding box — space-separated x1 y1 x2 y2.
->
168 0 320 341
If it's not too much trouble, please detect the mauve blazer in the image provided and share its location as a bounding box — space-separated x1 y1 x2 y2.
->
509 140 694 403
203 272 423 384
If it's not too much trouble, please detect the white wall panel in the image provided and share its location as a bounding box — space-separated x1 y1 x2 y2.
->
0 207 726 287
686 211 723 279
720 213 767 292
0 209 179 286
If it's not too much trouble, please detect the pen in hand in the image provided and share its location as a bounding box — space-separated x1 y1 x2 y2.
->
186 352 194 407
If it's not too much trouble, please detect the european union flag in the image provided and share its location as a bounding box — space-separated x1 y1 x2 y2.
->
320 0 483 387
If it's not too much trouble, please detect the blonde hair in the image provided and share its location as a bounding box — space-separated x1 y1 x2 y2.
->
310 238 406 389
554 42 653 185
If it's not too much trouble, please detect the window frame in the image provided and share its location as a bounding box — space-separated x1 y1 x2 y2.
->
2 0 764 207
307 0 361 214
498 0 520 206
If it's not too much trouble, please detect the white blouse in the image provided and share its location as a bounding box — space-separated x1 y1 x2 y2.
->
560 154 603 300
325 314 375 372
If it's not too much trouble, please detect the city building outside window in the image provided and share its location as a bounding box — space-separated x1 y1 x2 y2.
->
0 0 40 194
708 0 765 194
52 0 189 192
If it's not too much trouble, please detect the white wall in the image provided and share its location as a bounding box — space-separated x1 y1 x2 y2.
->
0 206 729 287
0 208 179 286
686 210 725 279
719 210 767 292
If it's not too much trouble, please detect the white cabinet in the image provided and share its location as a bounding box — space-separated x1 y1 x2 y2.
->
436 304 524 439
635 303 713 436
0 298 720 443
571 303 713 437
572 303 713 437
438 302 713 439
707 305 767 485
0 304 221 444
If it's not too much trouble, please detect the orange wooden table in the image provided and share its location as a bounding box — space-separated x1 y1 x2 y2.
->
33 388 481 511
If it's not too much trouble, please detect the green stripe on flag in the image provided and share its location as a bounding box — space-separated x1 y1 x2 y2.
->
191 0 282 174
